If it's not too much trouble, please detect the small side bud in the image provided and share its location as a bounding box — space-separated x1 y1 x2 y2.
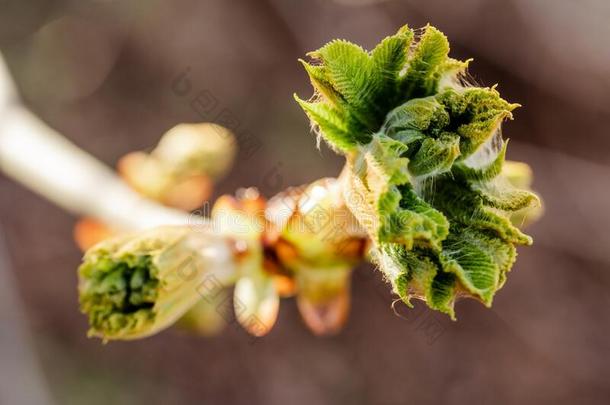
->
78 226 236 341
117 123 236 211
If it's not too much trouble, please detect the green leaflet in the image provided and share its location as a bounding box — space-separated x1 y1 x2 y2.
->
453 140 508 182
296 99 364 151
471 178 539 211
464 229 517 289
439 228 518 306
382 245 457 318
428 271 457 317
381 227 517 317
438 87 519 157
296 24 541 319
408 133 460 177
349 135 449 250
383 96 450 141
400 26 450 99
295 25 468 152
425 176 534 245
378 187 449 250
393 185 449 249
371 25 414 113
439 233 499 306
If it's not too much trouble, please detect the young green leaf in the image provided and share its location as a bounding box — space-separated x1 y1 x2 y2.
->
296 24 541 318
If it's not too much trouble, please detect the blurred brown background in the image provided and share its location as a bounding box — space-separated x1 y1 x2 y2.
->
1 0 609 404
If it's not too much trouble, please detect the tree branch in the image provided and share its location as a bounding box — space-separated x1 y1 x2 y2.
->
0 53 193 230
